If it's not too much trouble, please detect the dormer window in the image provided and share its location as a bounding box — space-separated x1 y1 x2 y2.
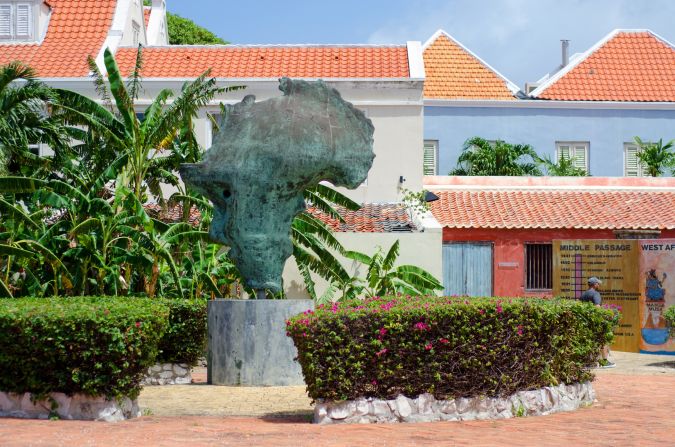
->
0 2 36 42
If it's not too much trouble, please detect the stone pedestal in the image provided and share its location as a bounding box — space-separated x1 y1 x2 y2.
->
207 299 314 386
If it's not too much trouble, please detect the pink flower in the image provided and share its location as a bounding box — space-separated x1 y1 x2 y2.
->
479 309 486 315
414 322 430 331
496 305 503 314
517 325 524 336
376 348 388 357
439 338 449 344
135 321 141 328
379 327 387 337
424 343 433 351
371 380 378 385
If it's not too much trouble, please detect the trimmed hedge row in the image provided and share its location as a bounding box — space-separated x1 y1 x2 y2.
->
0 297 169 399
287 296 618 402
156 298 207 365
665 306 675 339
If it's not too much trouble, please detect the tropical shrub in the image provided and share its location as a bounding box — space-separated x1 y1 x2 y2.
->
665 306 675 338
449 137 541 176
633 137 675 177
0 297 169 399
537 153 587 176
287 296 617 401
156 298 207 365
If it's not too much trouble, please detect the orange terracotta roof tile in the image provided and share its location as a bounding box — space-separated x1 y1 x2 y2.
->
307 203 415 233
114 45 410 78
145 203 202 227
430 189 675 230
0 0 116 77
535 30 675 101
423 30 517 100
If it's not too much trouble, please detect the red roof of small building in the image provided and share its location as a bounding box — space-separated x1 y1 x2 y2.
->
307 204 415 233
423 30 517 100
0 0 116 77
533 30 675 102
425 176 675 230
145 202 415 233
114 45 411 78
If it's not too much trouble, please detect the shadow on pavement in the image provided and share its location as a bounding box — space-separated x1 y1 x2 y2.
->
646 361 675 369
259 411 313 423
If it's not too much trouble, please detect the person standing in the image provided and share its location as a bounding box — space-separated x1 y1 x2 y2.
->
580 277 615 368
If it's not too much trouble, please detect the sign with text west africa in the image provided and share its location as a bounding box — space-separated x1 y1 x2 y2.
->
553 240 675 355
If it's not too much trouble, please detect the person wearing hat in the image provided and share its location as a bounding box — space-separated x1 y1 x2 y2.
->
580 277 615 368
580 277 603 305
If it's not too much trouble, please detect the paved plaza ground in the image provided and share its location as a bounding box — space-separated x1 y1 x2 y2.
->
1 351 674 446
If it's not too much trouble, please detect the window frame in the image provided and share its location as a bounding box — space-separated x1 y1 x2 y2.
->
623 142 648 177
524 242 553 292
423 139 439 176
555 141 589 174
0 1 36 42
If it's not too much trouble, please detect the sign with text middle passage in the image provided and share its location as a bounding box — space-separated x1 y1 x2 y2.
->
553 240 640 352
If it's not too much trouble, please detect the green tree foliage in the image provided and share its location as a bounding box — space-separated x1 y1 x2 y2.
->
449 137 542 176
633 136 675 177
143 0 226 45
167 12 226 45
537 154 587 176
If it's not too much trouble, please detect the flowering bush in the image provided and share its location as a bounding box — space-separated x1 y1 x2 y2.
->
287 296 618 401
665 306 675 339
0 297 169 399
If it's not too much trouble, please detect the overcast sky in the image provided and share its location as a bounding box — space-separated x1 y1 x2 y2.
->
169 0 675 89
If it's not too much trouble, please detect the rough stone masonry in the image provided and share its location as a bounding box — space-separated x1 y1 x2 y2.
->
315 382 595 424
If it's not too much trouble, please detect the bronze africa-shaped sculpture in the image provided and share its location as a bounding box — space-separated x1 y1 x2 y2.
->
179 78 375 296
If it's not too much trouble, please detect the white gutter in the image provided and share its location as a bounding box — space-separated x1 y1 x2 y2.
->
424 98 675 110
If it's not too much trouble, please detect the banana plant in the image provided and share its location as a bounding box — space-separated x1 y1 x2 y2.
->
342 240 443 299
53 47 242 203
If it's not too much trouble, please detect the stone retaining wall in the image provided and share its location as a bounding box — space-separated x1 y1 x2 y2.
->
0 392 139 422
315 382 595 424
142 363 192 385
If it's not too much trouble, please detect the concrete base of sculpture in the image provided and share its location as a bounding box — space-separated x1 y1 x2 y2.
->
207 299 314 386
0 391 140 421
314 382 595 424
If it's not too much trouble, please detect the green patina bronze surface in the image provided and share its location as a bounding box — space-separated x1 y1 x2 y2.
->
180 78 375 295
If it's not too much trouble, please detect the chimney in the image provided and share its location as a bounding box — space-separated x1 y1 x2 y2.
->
561 39 570 68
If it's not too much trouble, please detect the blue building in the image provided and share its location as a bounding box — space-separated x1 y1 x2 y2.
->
422 29 675 177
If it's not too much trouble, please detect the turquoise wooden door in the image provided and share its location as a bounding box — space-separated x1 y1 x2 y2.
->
442 242 493 296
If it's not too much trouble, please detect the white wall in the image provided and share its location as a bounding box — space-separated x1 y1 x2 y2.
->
338 105 424 203
119 0 146 47
282 228 443 299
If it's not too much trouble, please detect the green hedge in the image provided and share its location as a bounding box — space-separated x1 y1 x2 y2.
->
287 297 618 402
0 297 169 399
156 298 207 365
665 306 675 339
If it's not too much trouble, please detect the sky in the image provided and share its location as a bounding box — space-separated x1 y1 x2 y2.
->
168 0 675 90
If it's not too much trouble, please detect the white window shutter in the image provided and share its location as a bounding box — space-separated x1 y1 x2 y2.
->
423 141 438 175
573 145 587 171
557 145 571 161
15 4 31 38
625 145 640 176
0 5 12 38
